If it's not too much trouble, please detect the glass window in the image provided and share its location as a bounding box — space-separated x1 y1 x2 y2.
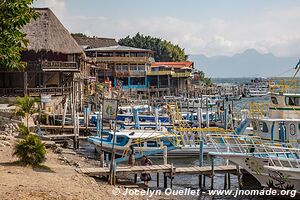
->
121 65 128 70
271 97 278 104
285 97 300 106
290 124 296 135
259 121 269 133
146 141 157 147
130 65 138 71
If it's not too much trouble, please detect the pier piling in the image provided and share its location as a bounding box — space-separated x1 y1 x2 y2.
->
210 156 215 190
157 173 159 187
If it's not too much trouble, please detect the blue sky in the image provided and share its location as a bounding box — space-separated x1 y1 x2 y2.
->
33 0 300 57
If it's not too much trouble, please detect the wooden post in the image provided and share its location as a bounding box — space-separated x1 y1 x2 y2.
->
24 72 28 96
228 173 231 189
236 165 242 189
224 173 228 189
157 173 160 187
210 156 215 190
99 151 105 167
163 172 167 188
163 146 167 165
109 122 118 185
134 174 137 183
170 163 174 189
206 97 209 128
199 140 204 189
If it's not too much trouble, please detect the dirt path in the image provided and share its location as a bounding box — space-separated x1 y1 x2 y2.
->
0 142 144 200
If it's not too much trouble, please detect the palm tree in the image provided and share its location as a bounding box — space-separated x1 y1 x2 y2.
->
13 95 40 128
12 96 46 166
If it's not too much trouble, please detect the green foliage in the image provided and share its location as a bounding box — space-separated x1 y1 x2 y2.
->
71 33 87 37
119 33 188 62
18 123 30 138
13 95 40 128
0 0 39 70
196 70 212 86
13 134 46 166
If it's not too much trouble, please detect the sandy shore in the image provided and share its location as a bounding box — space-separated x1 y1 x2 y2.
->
0 139 152 200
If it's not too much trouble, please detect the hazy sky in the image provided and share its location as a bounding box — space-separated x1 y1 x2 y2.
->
33 0 300 57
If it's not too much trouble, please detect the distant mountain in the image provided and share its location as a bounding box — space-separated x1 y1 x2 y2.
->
189 49 298 78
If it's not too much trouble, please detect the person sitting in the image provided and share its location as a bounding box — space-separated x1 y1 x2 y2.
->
140 155 152 185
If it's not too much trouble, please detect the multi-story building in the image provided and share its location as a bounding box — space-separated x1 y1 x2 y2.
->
85 46 154 93
147 62 194 95
0 8 87 112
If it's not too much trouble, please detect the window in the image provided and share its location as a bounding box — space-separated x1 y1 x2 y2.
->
290 124 296 135
122 65 128 71
130 65 138 71
285 96 300 106
146 141 157 147
271 97 278 104
137 65 145 71
259 121 268 133
130 77 145 85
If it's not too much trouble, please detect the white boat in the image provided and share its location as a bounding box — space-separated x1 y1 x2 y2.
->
225 94 242 101
88 129 223 158
248 82 300 148
207 134 300 192
245 77 270 97
248 89 269 97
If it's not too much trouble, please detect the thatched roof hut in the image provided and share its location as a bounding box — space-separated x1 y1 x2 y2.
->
22 8 84 55
73 36 118 49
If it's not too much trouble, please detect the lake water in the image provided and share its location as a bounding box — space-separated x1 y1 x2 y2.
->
79 78 275 199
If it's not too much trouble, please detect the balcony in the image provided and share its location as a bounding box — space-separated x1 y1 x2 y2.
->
146 71 174 76
129 71 146 77
95 57 150 63
0 88 24 97
113 70 146 77
27 86 72 96
171 72 192 78
27 61 79 72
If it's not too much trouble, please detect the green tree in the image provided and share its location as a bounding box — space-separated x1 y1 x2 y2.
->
195 70 212 86
13 96 46 166
0 0 39 70
13 95 40 128
119 33 188 62
71 33 87 37
13 134 46 166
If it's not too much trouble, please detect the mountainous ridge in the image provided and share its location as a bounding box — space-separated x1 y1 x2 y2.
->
189 49 298 78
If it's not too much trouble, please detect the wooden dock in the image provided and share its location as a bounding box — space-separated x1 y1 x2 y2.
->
76 164 237 176
41 134 88 140
76 164 240 189
40 125 97 131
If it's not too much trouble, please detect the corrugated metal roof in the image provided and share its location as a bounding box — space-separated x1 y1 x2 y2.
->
151 62 194 69
85 45 152 52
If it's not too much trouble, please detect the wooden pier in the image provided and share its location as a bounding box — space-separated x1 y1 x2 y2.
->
76 164 240 189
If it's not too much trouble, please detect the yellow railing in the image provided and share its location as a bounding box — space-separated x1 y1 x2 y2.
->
146 71 174 76
269 79 300 94
171 72 192 78
249 102 270 119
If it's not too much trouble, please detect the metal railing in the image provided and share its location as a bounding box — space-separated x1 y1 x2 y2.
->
27 86 72 96
27 61 78 70
205 134 300 168
0 88 24 96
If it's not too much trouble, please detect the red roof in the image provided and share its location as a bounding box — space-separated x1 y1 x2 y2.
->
151 62 193 69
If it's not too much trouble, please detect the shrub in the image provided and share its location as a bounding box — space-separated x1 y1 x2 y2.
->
13 134 46 166
18 123 30 138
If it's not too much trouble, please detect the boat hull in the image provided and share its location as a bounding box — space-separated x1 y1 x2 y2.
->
210 153 300 192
